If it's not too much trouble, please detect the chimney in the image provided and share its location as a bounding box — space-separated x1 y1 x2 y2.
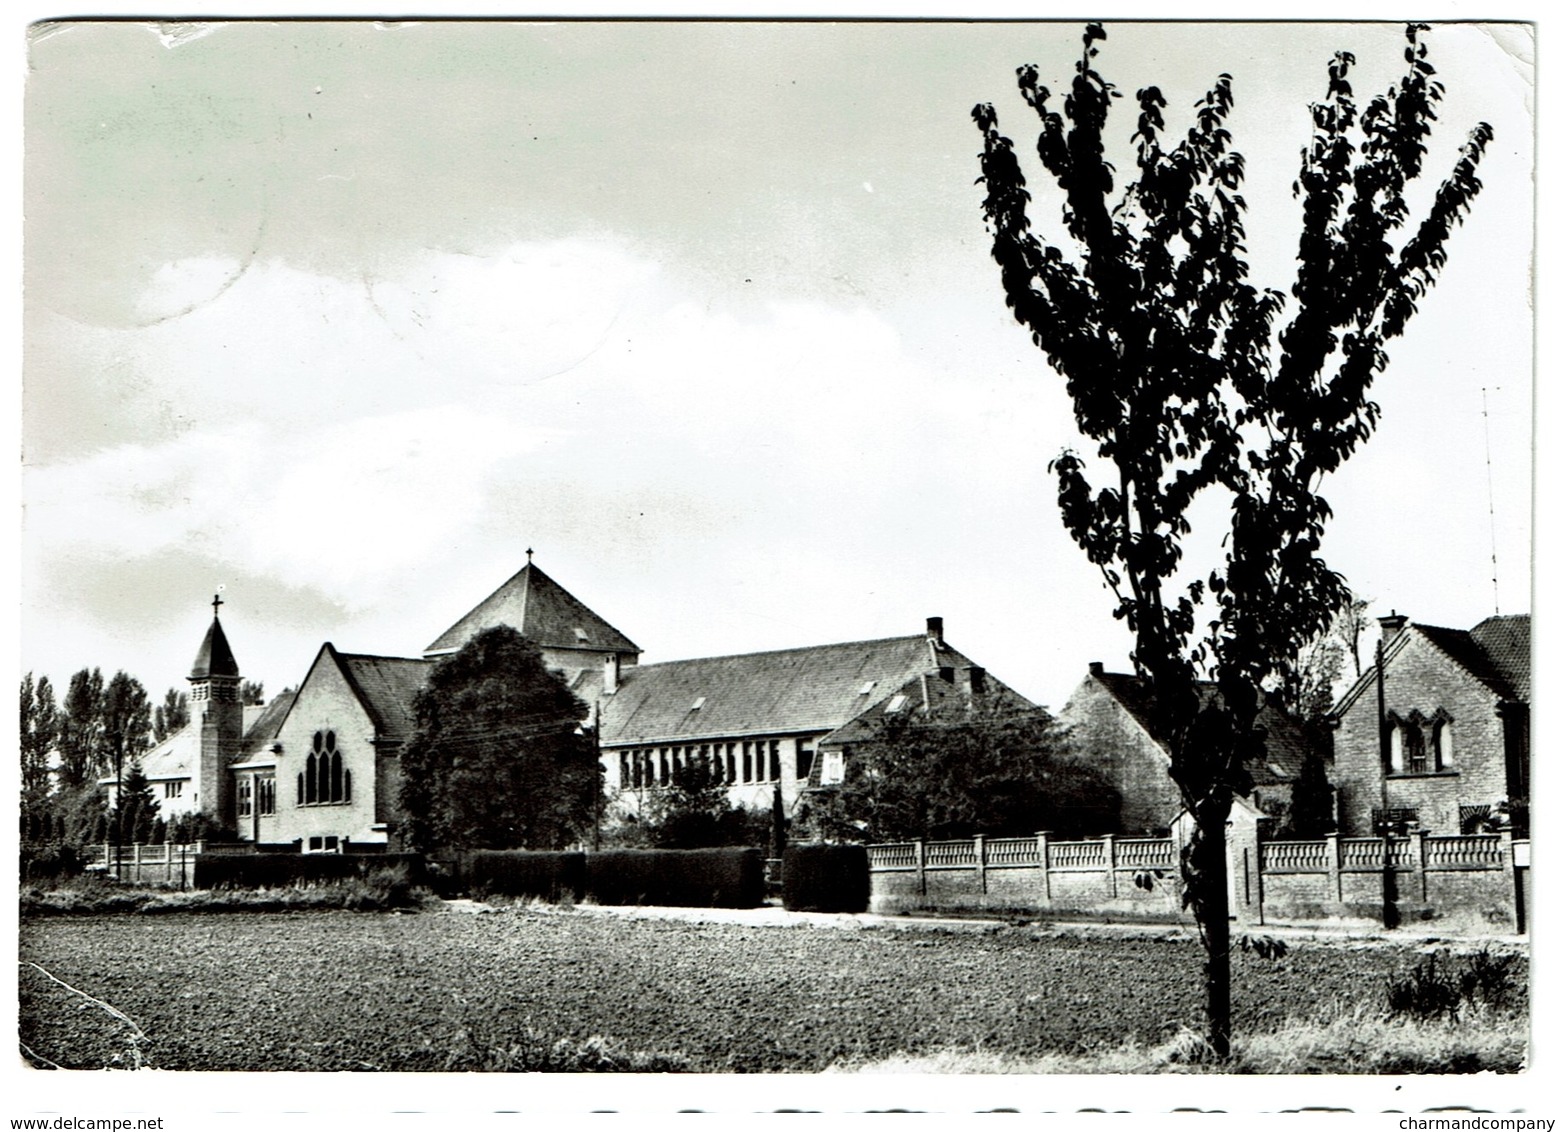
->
926 616 944 646
603 653 621 695
1378 611 1409 646
966 665 987 696
937 666 955 684
1088 661 1104 677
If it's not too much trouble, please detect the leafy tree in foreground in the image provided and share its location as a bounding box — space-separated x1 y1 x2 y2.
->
973 23 1489 1055
398 626 600 852
812 700 1117 844
239 680 266 707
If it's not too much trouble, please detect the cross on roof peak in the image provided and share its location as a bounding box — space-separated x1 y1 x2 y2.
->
212 592 224 616
526 547 534 563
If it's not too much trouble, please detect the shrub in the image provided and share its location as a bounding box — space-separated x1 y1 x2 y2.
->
466 850 586 901
192 851 427 891
20 841 83 883
584 848 763 908
1386 948 1525 1023
782 844 869 913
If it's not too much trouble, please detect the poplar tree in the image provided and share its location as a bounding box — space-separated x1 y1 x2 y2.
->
973 23 1490 1056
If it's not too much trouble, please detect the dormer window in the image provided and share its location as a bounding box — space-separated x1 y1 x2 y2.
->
858 681 877 695
574 627 589 642
884 694 909 714
690 696 706 711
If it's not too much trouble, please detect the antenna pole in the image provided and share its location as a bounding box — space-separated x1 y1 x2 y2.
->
1480 387 1501 616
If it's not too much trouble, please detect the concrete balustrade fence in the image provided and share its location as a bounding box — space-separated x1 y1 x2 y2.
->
81 842 207 887
867 829 1529 934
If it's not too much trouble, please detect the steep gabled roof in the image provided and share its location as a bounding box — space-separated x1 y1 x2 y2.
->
281 644 430 747
588 633 986 746
424 561 639 659
334 652 431 744
1460 614 1530 702
1085 671 1317 783
190 615 240 679
233 691 298 763
1332 613 1531 716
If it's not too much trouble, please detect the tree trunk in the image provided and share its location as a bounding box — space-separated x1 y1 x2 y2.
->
1187 800 1233 1059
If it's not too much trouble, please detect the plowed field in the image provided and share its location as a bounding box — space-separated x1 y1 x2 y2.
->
17 907 1499 1072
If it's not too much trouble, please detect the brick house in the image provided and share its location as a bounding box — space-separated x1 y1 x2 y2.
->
1329 612 1530 837
1057 663 1323 836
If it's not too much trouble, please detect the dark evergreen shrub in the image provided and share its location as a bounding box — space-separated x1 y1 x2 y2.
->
192 851 426 890
584 848 763 908
467 850 586 901
20 841 82 883
781 844 869 913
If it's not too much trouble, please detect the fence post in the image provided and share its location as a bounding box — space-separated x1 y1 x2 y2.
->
1410 829 1428 902
1325 833 1342 904
973 835 987 895
132 842 142 883
1036 831 1052 905
913 838 926 897
1103 834 1117 898
1500 826 1523 935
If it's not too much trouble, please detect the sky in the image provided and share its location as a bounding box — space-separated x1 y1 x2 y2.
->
22 19 1534 717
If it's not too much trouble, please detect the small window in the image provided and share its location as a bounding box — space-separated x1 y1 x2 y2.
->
858 680 877 695
884 694 909 714
163 781 183 799
821 750 846 786
690 696 706 711
574 627 589 642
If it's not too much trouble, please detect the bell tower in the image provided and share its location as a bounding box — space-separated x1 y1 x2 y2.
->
188 593 244 826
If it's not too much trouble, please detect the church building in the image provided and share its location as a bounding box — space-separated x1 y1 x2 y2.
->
150 556 1029 851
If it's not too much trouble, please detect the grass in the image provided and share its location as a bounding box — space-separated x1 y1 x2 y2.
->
841 1004 1527 1074
20 866 434 916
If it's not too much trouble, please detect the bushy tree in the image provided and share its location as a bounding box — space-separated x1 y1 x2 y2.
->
1280 593 1371 729
153 688 190 742
20 672 59 810
101 671 152 784
398 626 601 851
1283 750 1336 839
811 700 1117 843
56 667 105 789
973 23 1489 1055
239 680 266 707
640 760 764 849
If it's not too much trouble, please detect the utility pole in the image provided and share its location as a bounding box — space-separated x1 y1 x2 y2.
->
1376 637 1398 930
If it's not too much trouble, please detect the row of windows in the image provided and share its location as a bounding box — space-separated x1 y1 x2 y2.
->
237 775 277 818
298 730 352 805
1386 711 1455 775
619 740 807 789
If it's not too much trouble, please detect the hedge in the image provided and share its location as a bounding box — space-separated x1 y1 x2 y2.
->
464 850 586 901
585 848 764 908
782 844 869 913
192 852 427 890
